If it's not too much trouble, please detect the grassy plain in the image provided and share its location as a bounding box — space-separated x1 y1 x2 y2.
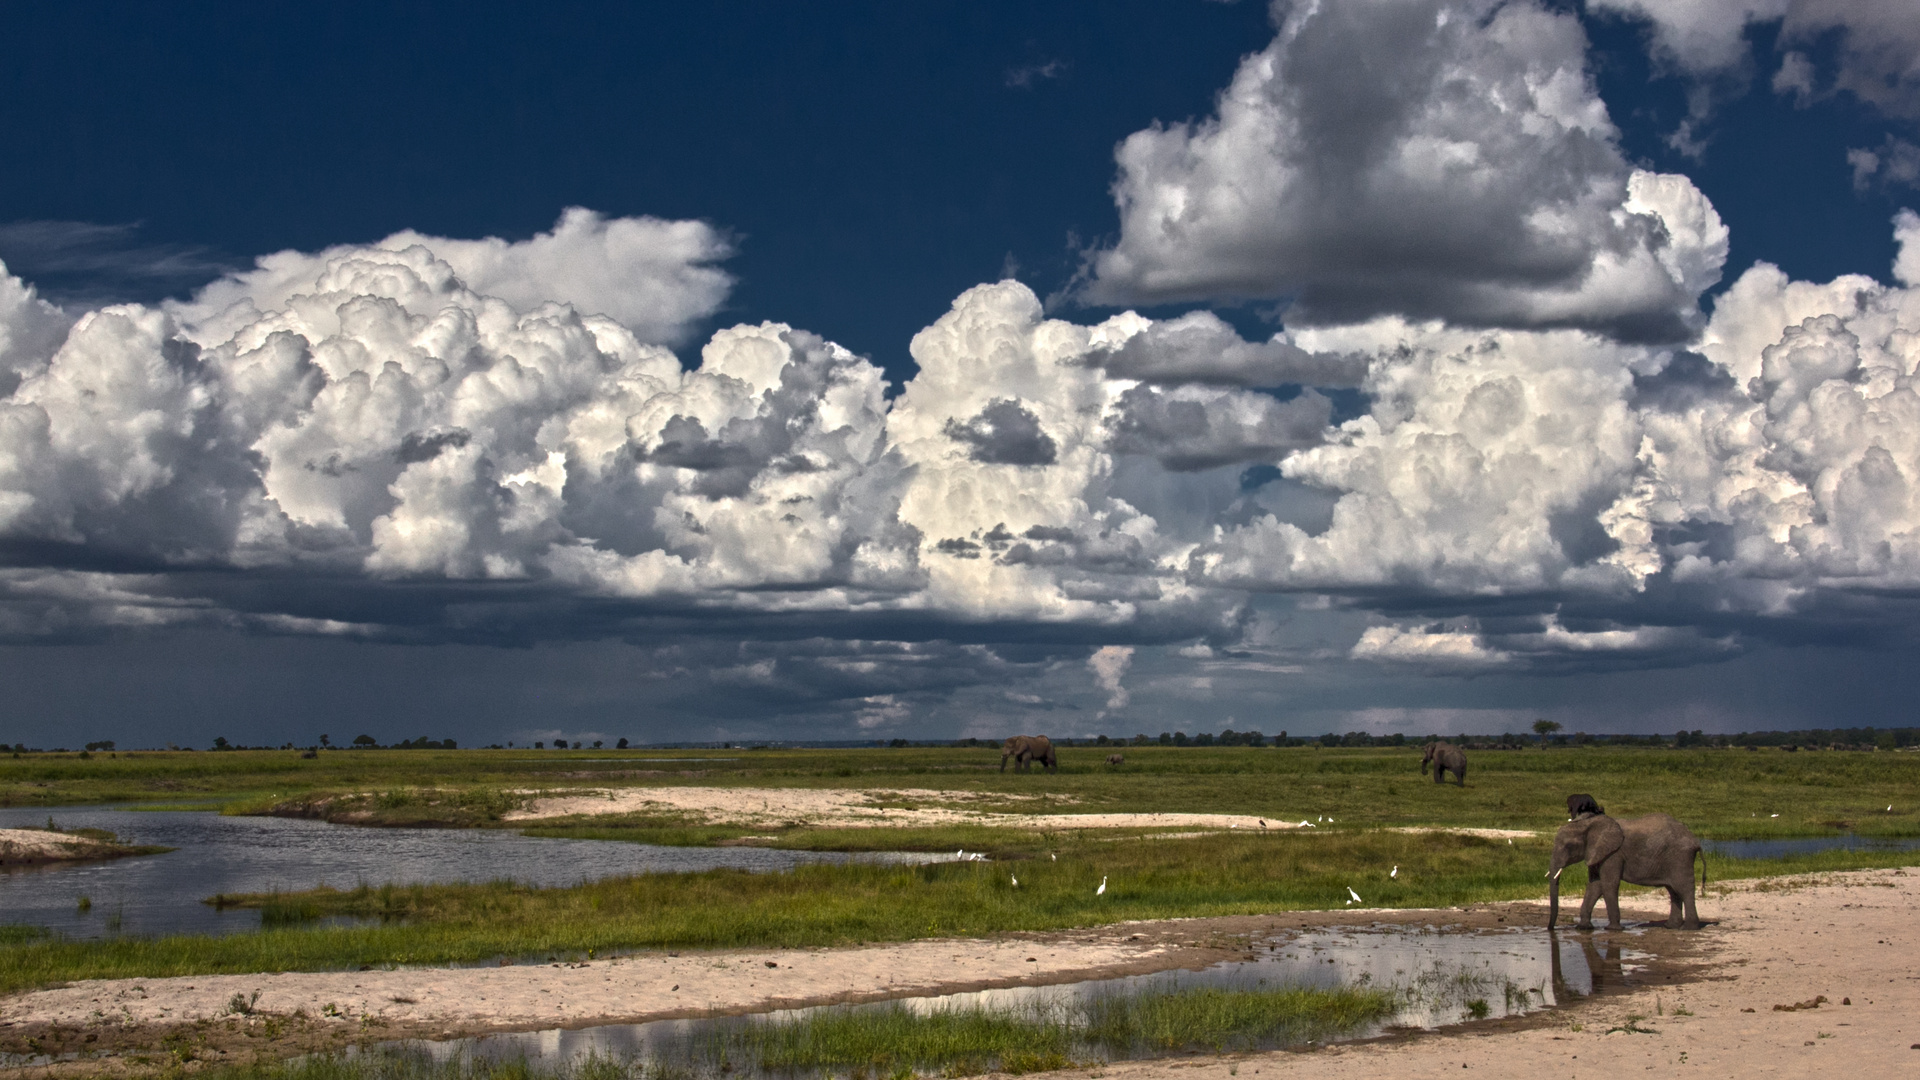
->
0 744 1916 995
3 743 1917 840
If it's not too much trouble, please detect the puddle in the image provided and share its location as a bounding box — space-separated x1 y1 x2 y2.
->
0 807 946 939
380 925 1654 1075
1703 834 1920 860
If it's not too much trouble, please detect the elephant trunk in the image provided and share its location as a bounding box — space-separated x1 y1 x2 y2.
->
1546 859 1566 928
1420 758 1430 775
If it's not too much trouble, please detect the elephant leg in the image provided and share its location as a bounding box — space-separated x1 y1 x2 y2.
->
1577 879 1601 930
1432 769 1444 784
1664 887 1684 929
1681 884 1701 930
1601 873 1623 931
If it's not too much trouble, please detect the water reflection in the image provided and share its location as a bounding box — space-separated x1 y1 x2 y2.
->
1703 835 1920 860
0 807 942 939
396 925 1653 1074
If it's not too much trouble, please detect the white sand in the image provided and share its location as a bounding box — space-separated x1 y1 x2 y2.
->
502 785 1424 834
0 828 126 864
1082 868 1920 1080
0 936 1177 1032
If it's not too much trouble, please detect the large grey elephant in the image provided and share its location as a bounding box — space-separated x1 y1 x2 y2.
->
1419 741 1467 785
1547 812 1705 930
1000 735 1057 773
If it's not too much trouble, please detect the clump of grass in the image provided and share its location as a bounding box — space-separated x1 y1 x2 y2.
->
0 925 47 946
1081 984 1394 1051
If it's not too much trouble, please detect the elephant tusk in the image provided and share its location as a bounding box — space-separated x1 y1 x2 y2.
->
1548 867 1562 881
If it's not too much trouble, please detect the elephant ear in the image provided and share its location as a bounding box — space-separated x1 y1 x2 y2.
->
1585 817 1625 867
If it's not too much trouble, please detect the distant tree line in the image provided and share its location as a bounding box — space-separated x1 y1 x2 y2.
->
6 726 1917 756
948 727 1920 751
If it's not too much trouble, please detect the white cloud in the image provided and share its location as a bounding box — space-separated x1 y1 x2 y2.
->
1351 623 1509 667
4 190 1920 687
1595 0 1920 121
173 208 733 349
1588 0 1791 78
1081 0 1727 341
1088 644 1135 709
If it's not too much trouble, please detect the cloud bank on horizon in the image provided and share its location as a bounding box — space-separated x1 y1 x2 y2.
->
3 0 1919 730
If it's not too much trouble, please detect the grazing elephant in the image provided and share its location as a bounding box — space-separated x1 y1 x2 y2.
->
1566 793 1604 819
1000 735 1058 773
1420 741 1467 785
1547 812 1704 931
1105 753 1124 766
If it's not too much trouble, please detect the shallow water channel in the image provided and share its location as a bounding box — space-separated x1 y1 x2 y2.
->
0 807 943 939
1702 834 1920 859
392 925 1653 1075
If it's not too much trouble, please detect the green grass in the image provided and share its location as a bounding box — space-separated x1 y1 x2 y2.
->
5 827 1917 995
4 744 1916 842
1 745 1916 996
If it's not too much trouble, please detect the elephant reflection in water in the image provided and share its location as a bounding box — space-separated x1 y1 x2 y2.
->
1548 931 1635 1000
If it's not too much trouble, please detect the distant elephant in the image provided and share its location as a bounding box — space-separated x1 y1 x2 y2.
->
1001 735 1058 773
1419 741 1467 785
1548 812 1704 931
1566 793 1604 819
1105 753 1124 766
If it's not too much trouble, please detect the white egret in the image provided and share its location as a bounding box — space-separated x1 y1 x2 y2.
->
1347 886 1362 904
1011 875 1018 888
1096 876 1107 896
1390 866 1398 879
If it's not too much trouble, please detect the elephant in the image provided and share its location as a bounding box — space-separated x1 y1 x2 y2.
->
1000 735 1058 773
1419 741 1467 785
1105 753 1125 766
1566 793 1604 819
1547 812 1705 931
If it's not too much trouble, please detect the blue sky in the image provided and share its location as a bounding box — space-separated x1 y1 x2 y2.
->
2 0 1918 748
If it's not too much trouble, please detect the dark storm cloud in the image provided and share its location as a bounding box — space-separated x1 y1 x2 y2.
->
1107 383 1331 471
943 398 1059 466
1081 0 1728 342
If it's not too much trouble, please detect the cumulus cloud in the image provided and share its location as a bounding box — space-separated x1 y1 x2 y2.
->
1080 0 1728 341
1088 644 1135 709
0 236 1273 651
1595 0 1920 124
1188 208 1920 672
173 207 734 349
13 203 1920 680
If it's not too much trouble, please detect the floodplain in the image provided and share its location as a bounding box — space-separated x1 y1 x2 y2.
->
0 742 1915 1077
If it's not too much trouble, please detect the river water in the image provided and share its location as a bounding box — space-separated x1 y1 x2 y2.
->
0 806 942 939
393 924 1654 1074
